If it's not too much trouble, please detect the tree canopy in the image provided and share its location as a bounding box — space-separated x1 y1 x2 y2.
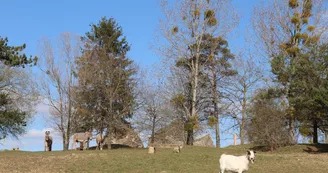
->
0 37 37 67
0 37 38 140
75 17 137 145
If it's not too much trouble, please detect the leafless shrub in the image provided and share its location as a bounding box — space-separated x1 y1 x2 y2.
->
247 95 290 151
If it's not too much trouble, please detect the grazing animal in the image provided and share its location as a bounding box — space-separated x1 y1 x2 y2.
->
95 134 105 150
72 131 93 150
12 147 19 151
219 150 256 173
148 146 156 154
173 145 182 153
44 131 53 152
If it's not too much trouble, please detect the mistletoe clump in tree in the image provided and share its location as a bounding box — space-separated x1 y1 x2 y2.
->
253 0 327 144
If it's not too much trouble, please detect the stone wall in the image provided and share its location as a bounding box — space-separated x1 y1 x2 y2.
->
193 134 214 147
147 120 214 148
149 120 185 147
111 128 144 148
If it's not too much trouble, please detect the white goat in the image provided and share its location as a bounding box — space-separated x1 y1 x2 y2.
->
148 146 156 154
219 150 256 173
173 145 182 153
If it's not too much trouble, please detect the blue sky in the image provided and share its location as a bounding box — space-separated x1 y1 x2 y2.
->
1 0 259 151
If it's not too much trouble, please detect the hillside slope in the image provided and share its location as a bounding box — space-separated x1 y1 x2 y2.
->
0 145 327 173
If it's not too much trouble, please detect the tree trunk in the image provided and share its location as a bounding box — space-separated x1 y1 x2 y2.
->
58 86 67 151
62 131 67 150
187 72 198 145
65 80 72 151
64 135 69 151
107 131 112 149
97 121 104 150
288 116 295 144
190 73 197 146
186 128 194 145
325 131 328 143
211 59 220 148
313 119 318 144
215 121 220 148
103 129 112 150
150 114 156 144
240 89 247 145
240 125 245 145
213 89 220 148
107 97 113 150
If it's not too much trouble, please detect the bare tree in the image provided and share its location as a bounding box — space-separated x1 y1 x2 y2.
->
226 53 263 145
156 0 238 145
38 32 81 150
134 87 167 145
247 90 290 151
132 64 176 145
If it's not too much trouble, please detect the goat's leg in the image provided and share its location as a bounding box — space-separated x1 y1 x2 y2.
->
82 141 86 150
97 141 103 150
219 168 224 173
72 141 76 150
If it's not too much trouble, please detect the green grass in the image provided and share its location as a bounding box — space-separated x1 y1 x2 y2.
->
0 144 328 173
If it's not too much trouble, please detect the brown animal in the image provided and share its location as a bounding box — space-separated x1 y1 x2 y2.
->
44 131 53 151
72 131 93 150
79 142 84 150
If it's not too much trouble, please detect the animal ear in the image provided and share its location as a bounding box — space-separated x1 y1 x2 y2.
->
247 150 251 155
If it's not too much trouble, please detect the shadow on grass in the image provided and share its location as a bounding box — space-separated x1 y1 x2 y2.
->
249 145 270 152
248 143 328 153
303 144 328 154
88 144 133 150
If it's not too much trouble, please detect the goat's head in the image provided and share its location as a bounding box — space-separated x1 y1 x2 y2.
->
45 131 51 141
247 150 256 164
86 131 93 140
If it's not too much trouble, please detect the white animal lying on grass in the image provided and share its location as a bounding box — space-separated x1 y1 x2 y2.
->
148 146 156 154
219 150 256 173
173 145 183 153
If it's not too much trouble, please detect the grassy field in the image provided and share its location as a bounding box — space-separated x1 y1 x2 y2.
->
1 144 328 173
